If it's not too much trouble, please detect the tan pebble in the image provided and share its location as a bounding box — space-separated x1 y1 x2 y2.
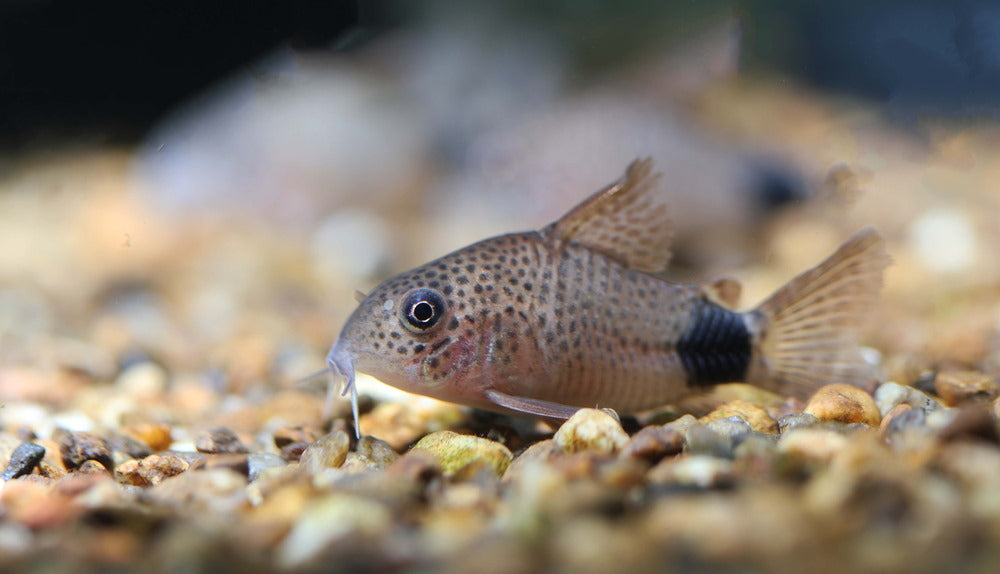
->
355 435 399 468
934 370 999 407
359 400 466 451
647 455 734 488
874 382 941 417
148 468 248 514
386 450 442 483
412 431 513 476
621 425 684 462
114 362 168 400
554 408 629 455
804 384 881 426
700 399 778 434
277 494 391 569
298 430 350 475
76 459 110 474
778 428 850 464
662 414 698 434
501 439 562 482
115 454 189 487
121 423 173 452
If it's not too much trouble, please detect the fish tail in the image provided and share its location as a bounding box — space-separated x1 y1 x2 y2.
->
745 227 890 399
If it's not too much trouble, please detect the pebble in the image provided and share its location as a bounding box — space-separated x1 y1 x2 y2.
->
189 453 250 476
272 426 323 449
803 384 881 426
879 403 918 435
874 382 941 417
56 430 114 472
247 453 287 482
620 425 684 463
778 428 850 465
114 361 168 400
116 454 190 486
648 455 735 488
412 431 513 476
933 371 999 406
106 433 154 460
700 400 778 434
194 426 249 454
685 417 751 459
777 413 820 433
1 442 47 480
277 494 391 569
298 430 351 475
553 409 629 455
120 423 173 452
148 468 248 514
355 435 399 469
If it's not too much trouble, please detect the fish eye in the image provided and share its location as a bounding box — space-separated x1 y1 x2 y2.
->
400 288 446 332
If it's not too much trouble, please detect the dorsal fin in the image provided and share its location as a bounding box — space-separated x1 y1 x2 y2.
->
543 158 673 272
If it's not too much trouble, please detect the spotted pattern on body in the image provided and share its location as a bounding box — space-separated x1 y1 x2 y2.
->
328 158 890 421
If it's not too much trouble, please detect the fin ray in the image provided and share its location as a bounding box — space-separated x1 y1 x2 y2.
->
750 227 890 398
544 158 673 272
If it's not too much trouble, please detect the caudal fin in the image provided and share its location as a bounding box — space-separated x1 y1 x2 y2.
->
748 227 890 399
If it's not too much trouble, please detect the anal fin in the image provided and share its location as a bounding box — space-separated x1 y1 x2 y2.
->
485 390 581 420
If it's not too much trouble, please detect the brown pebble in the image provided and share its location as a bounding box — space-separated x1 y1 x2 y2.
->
107 433 154 460
56 430 115 472
934 371 999 407
122 423 173 452
937 404 998 443
273 426 323 449
116 454 190 487
804 384 881 426
700 399 778 434
298 430 351 474
386 450 441 484
621 426 684 463
554 409 629 455
280 442 310 462
195 426 249 454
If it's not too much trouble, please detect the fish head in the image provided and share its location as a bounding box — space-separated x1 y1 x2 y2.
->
327 248 502 407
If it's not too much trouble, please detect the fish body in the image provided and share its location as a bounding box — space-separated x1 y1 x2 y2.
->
328 159 889 421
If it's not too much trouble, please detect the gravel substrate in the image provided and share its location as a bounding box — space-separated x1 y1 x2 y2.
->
2 81 1000 573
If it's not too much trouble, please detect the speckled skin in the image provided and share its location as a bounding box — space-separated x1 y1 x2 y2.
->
332 229 706 414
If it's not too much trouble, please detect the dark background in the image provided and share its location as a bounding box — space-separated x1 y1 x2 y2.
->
0 1 364 148
2 0 999 151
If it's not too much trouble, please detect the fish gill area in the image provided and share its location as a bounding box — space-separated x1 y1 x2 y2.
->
2 5 1000 574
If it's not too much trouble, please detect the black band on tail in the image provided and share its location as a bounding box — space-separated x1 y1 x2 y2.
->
677 298 751 386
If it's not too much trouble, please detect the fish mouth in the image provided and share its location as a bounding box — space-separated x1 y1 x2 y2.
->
326 339 360 438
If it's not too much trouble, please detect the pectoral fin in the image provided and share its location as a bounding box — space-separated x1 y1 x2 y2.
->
485 390 581 420
543 158 673 273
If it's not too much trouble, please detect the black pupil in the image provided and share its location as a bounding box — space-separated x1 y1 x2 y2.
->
411 300 435 323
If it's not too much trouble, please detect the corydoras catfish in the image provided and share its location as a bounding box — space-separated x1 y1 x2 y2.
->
328 159 889 431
